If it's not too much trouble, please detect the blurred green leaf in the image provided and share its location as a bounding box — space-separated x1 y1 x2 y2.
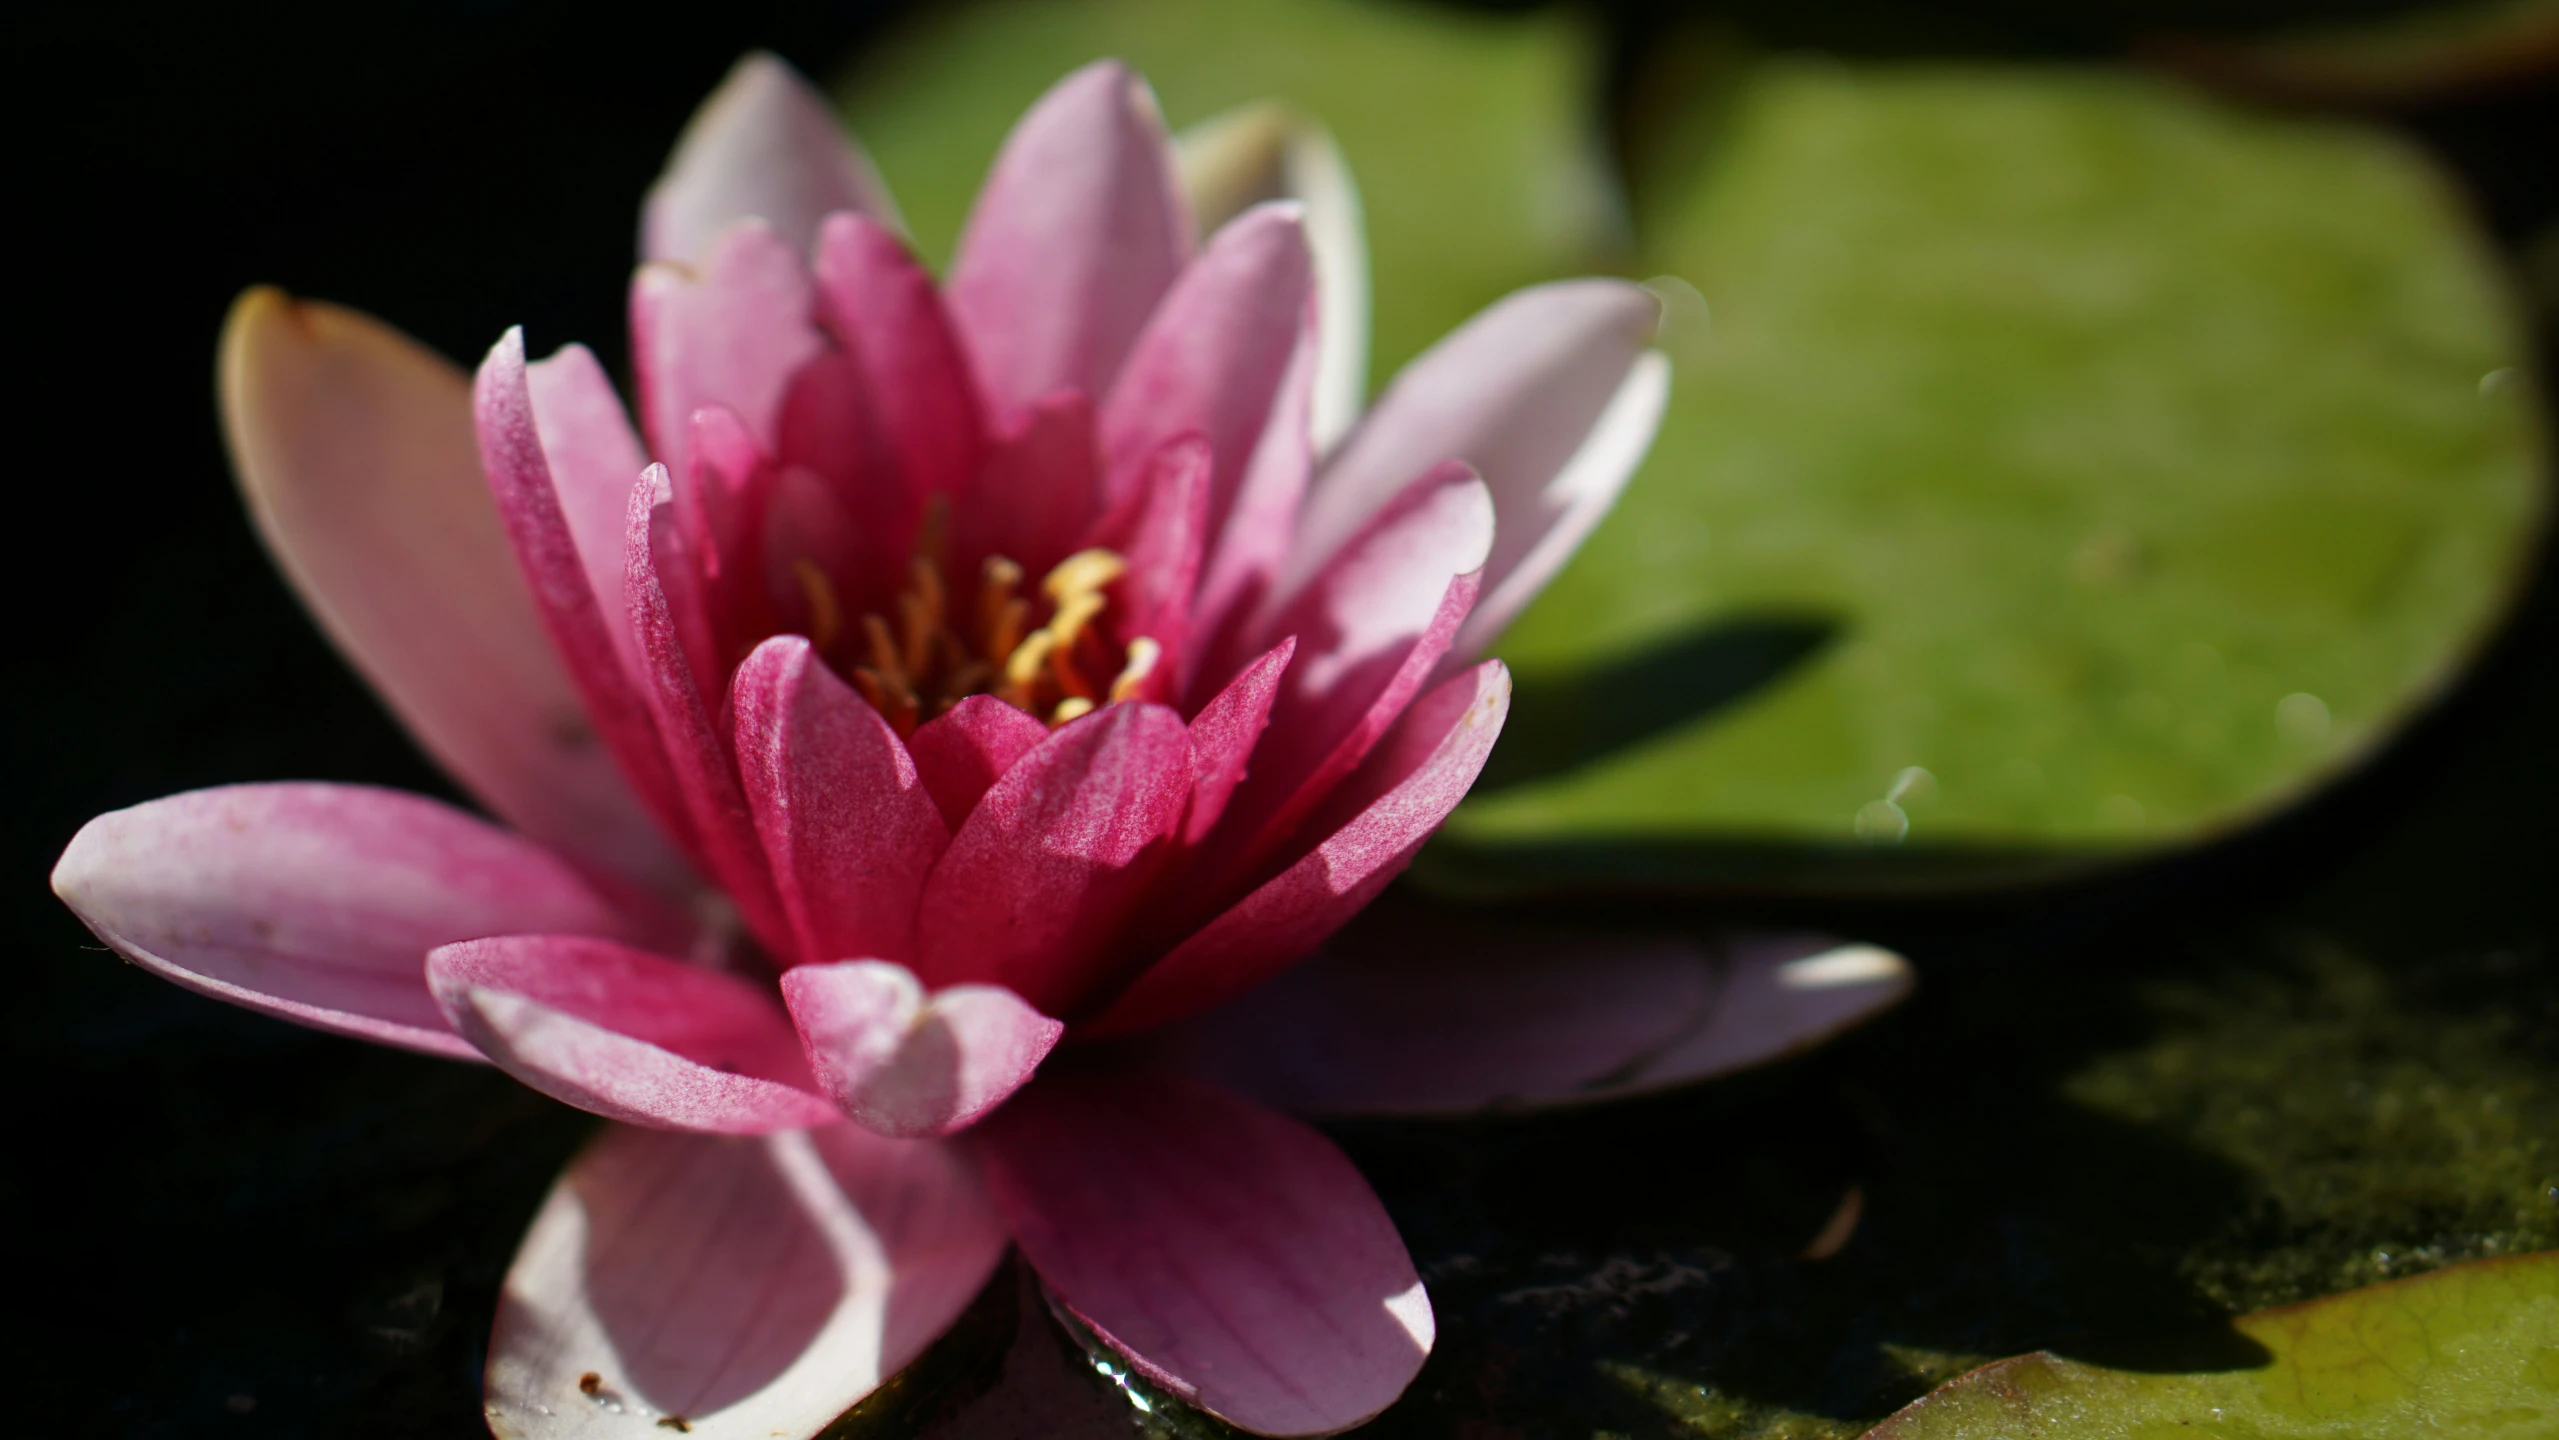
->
1433 62 2547 896
1859 1250 2559 1438
834 0 1623 385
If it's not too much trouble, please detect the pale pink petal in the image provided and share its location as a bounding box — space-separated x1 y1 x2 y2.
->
732 636 947 967
1187 316 1316 703
813 212 986 502
1098 203 1311 523
626 472 794 953
914 703 1192 1016
1086 661 1508 1038
1181 638 1293 846
1213 465 1492 873
1090 434 1210 692
52 783 644 1061
1454 349 1669 660
972 1068 1432 1436
485 1122 1006 1437
780 961 1062 1137
642 51 902 267
947 61 1192 417
954 391 1101 584
428 936 836 1134
631 219 826 474
1295 280 1659 590
524 343 654 680
905 695 1049 832
476 330 696 858
223 292 684 892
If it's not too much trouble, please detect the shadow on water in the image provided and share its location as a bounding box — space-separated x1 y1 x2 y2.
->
1475 615 1838 795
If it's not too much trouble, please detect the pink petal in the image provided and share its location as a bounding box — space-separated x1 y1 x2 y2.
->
773 352 911 617
972 1068 1432 1436
1296 279 1660 595
1086 660 1509 1038
223 292 683 892
477 329 696 858
642 51 902 266
1455 348 1670 660
485 1121 1006 1437
1187 316 1317 703
946 61 1191 417
813 212 986 503
905 695 1049 833
1098 203 1312 523
524 342 654 680
954 390 1101 584
779 961 1062 1137
52 783 642 1060
625 472 794 954
1090 434 1211 692
428 936 836 1134
914 703 1193 1017
1181 638 1293 846
1213 464 1492 874
631 219 826 475
732 636 948 967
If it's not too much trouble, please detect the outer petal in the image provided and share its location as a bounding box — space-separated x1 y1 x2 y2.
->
780 961 1062 1137
222 291 683 891
1188 316 1316 701
1152 918 1912 1115
1098 203 1312 525
1176 104 1368 451
428 936 837 1134
913 703 1192 1017
631 219 826 475
642 51 902 267
485 1122 1007 1438
1087 661 1509 1039
733 636 948 967
1295 280 1659 592
905 695 1050 833
813 212 985 501
524 343 654 681
972 1068 1432 1436
51 783 642 1060
947 61 1191 417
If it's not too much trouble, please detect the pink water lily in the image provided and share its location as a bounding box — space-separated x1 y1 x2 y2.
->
54 54 1911 1437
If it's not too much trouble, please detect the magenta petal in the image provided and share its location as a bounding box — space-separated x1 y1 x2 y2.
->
429 936 836 1134
814 212 986 502
1099 203 1311 524
524 342 653 678
954 391 1101 584
905 695 1050 833
478 330 698 858
1188 316 1316 702
1092 434 1211 690
486 1122 1006 1435
52 783 643 1061
1181 638 1293 846
631 218 826 475
642 51 902 266
222 293 683 894
973 1068 1432 1436
947 61 1191 417
733 636 947 967
780 961 1062 1138
1088 660 1509 1038
914 703 1193 1016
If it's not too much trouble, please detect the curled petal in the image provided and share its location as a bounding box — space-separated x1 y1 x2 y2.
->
53 783 645 1060
947 60 1191 416
428 936 836 1134
905 695 1050 833
643 51 903 266
780 961 1061 1137
222 291 682 891
486 1122 1007 1437
972 1068 1432 1436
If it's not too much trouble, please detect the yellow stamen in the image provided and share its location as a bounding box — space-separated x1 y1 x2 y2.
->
1042 549 1127 603
1046 591 1108 650
862 613 906 688
1049 643 1095 701
1050 696 1096 725
1001 629 1057 702
792 560 843 653
1109 637 1162 703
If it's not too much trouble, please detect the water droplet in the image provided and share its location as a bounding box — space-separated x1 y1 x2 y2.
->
1855 799 1909 843
2276 691 2331 745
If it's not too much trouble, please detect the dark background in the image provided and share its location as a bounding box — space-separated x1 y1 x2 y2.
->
7 3 2553 1436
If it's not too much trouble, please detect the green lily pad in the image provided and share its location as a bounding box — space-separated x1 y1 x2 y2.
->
1430 61 2547 897
833 0 1623 382
1862 1249 2559 1438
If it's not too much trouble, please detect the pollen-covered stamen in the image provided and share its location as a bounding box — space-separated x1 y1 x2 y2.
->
1109 637 1162 703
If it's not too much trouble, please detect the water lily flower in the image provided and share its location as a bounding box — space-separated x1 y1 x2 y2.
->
53 54 1910 1437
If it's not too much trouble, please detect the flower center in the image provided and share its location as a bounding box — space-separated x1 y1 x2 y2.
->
793 515 1156 735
